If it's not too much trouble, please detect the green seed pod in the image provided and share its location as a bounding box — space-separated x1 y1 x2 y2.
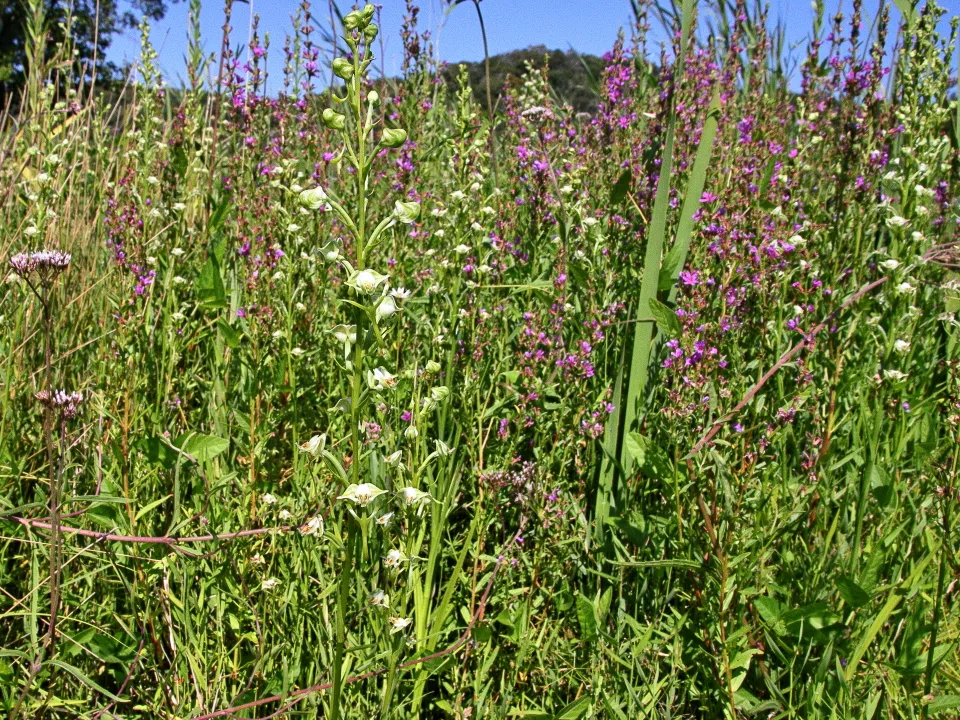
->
322 108 346 130
359 4 376 26
332 58 354 80
381 128 407 148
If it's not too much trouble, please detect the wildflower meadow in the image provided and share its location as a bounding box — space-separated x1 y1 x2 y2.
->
1 0 960 717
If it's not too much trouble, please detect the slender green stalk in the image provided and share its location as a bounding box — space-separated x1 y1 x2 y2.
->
473 0 498 185
921 442 958 718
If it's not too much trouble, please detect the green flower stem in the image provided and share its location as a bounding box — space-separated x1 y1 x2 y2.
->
332 25 374 720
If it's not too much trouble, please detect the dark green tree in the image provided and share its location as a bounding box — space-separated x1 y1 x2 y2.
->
0 0 180 98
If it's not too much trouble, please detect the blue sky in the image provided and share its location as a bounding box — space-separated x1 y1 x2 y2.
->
106 0 959 91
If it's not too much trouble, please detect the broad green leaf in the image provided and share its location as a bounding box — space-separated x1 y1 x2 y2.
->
624 433 671 479
576 593 598 642
609 168 632 205
197 255 226 309
136 436 180 469
176 433 229 462
930 695 960 713
731 648 762 671
836 574 871 609
754 596 784 627
554 697 592 719
782 602 840 633
217 318 241 349
647 297 681 337
892 0 917 27
870 464 894 509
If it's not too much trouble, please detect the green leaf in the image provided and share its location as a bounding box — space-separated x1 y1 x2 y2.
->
870 464 894 509
836 574 871 609
662 86 721 298
209 201 230 236
134 494 172 523
892 0 917 27
609 557 699 569
50 660 126 702
576 593 598 642
543 387 563 411
781 602 840 633
136 436 180 469
621 107 676 472
471 624 493 643
623 433 671 479
930 695 960 713
757 155 777 199
754 596 784 627
845 551 936 681
171 144 188 179
554 697 592 719
647 297 681 337
197 255 226 309
85 502 124 531
175 433 229 462
609 168 632 206
731 648 762 671
594 358 624 544
217 318 241 349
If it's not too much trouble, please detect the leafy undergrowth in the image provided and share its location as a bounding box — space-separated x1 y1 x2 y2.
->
1 1 959 718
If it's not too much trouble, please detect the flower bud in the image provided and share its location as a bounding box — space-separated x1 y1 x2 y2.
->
364 23 379 41
393 200 420 224
359 4 376 25
381 127 407 148
376 294 399 322
332 58 355 80
299 186 328 210
343 11 361 30
299 434 327 455
367 90 380 105
322 108 346 130
320 240 342 262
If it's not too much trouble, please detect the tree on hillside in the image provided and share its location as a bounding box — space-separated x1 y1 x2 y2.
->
441 45 606 114
0 0 179 100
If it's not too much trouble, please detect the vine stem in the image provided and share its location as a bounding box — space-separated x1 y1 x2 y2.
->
9 517 293 544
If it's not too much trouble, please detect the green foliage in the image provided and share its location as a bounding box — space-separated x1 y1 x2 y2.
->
0 1 958 719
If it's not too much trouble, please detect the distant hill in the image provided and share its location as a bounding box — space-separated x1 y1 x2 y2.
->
440 45 606 114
